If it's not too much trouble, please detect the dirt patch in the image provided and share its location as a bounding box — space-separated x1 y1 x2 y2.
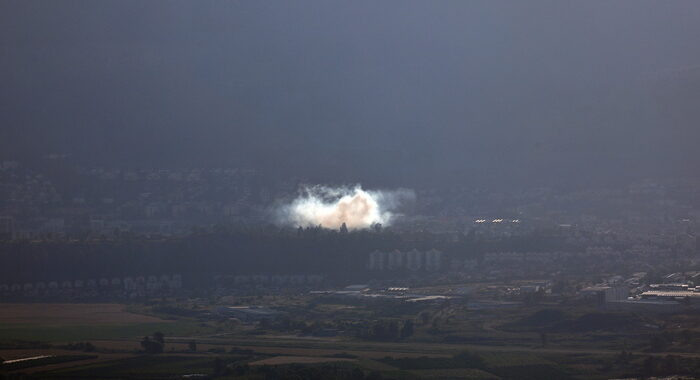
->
0 304 165 325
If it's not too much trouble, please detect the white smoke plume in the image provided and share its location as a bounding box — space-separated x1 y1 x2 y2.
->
279 185 414 230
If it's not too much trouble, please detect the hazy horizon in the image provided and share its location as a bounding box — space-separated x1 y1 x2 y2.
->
2 1 700 188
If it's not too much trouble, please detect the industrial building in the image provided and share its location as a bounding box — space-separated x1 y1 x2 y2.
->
580 285 630 305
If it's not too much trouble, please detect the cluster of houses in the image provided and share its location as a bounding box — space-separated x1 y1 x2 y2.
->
368 249 444 272
481 247 633 265
215 274 325 287
0 274 182 299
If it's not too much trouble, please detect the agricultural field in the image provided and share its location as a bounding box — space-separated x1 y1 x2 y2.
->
0 303 215 342
0 302 221 376
0 303 164 325
2 300 700 379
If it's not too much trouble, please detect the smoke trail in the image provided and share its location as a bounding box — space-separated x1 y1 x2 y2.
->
279 185 414 230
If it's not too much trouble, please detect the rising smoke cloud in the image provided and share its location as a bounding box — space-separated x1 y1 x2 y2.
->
278 185 414 230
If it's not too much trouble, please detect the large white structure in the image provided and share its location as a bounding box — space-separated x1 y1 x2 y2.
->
368 249 443 272
425 249 443 272
368 250 386 270
581 285 630 305
405 249 423 271
387 250 405 270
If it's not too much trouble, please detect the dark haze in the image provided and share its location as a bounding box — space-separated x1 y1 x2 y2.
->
2 1 699 187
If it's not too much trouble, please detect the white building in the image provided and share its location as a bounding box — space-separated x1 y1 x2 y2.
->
369 250 387 271
387 250 405 271
405 249 423 271
425 249 443 272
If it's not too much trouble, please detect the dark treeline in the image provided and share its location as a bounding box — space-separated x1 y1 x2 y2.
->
0 226 573 284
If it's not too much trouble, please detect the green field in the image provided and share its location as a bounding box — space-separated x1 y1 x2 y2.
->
2 301 700 379
0 321 211 342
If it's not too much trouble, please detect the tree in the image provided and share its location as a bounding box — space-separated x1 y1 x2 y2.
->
682 296 692 307
662 355 679 375
153 331 165 345
141 333 164 354
431 318 440 331
681 329 693 345
643 356 656 377
419 312 431 325
387 320 400 340
551 279 571 294
371 320 386 340
213 357 227 376
83 342 96 352
650 334 669 352
400 320 414 339
339 222 349 234
232 363 250 376
617 350 632 366
453 350 485 369
140 336 153 353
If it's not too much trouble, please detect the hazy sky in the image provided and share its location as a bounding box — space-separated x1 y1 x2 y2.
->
2 1 699 187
